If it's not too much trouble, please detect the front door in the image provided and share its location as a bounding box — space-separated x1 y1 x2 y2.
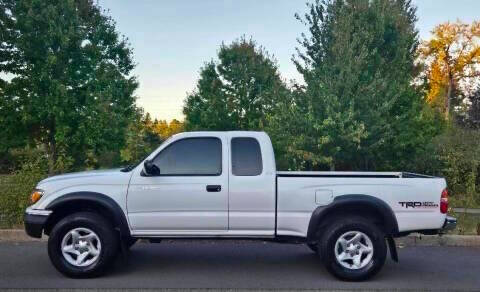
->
127 135 228 235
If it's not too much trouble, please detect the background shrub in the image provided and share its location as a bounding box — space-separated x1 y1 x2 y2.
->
431 126 480 208
0 157 47 228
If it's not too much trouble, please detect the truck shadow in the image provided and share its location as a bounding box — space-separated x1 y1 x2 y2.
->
107 241 407 287
111 241 326 278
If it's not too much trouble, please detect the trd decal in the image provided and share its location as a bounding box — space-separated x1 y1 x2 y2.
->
398 201 439 208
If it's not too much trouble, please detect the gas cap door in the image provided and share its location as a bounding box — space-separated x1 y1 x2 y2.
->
315 189 333 206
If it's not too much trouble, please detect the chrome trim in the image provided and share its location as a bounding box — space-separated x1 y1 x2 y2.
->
441 216 457 231
25 208 52 216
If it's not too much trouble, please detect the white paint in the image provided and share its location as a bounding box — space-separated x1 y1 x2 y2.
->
29 131 448 238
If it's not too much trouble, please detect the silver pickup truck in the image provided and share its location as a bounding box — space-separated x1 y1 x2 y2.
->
25 131 456 281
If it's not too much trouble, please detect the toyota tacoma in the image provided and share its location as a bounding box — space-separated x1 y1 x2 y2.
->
24 131 456 280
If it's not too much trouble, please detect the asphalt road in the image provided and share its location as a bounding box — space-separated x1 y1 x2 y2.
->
0 241 479 290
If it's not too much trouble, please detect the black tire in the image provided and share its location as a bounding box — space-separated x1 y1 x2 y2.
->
48 212 119 278
319 216 387 281
307 243 318 253
125 237 138 249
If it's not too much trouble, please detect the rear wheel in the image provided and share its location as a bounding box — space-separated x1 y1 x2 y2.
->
48 212 119 278
319 216 387 281
307 243 318 253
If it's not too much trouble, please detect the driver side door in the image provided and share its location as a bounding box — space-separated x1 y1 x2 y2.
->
127 135 229 235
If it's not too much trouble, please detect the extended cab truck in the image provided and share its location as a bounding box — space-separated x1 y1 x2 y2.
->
24 131 456 281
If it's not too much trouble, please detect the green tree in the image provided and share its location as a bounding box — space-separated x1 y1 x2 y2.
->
0 1 27 167
427 126 480 208
120 109 163 165
457 88 480 129
0 0 138 173
271 0 440 171
183 37 289 131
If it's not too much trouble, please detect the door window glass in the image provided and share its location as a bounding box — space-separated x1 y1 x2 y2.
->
154 138 222 175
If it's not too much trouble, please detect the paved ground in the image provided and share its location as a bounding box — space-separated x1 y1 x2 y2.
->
0 241 479 290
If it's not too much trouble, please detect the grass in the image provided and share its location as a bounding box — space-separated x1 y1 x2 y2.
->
449 197 480 235
448 211 480 235
450 196 480 209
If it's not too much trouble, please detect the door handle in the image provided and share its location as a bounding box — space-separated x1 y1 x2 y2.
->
206 185 221 192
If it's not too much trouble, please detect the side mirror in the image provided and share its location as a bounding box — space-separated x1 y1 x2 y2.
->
143 159 160 176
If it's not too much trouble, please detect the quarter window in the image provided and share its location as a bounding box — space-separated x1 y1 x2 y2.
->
231 137 262 176
153 138 222 175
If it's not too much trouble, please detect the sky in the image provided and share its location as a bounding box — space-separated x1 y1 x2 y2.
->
98 0 480 121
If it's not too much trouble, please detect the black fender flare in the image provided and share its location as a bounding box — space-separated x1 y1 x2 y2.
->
46 191 131 237
306 194 399 241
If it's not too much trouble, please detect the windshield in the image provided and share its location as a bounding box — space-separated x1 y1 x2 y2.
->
120 137 173 172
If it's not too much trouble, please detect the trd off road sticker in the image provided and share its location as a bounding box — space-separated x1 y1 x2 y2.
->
398 201 439 209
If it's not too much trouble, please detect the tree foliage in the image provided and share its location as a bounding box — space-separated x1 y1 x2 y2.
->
268 0 440 171
0 159 47 227
146 115 184 140
430 125 480 207
183 37 289 131
120 110 184 164
120 110 160 164
0 0 138 173
457 87 480 129
418 21 480 117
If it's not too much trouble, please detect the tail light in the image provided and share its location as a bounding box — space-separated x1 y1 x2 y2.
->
440 188 448 214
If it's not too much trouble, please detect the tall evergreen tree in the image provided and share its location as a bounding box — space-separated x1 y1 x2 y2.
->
183 37 289 131
0 0 138 172
271 0 440 170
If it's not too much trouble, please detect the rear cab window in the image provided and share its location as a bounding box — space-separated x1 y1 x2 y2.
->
231 137 262 176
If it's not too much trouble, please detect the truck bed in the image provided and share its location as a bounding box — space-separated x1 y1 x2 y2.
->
276 171 445 237
276 171 436 178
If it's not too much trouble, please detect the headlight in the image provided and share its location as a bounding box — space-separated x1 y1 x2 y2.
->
30 189 44 204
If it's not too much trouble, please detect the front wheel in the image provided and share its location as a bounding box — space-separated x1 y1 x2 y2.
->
48 212 119 278
125 237 138 249
319 216 387 281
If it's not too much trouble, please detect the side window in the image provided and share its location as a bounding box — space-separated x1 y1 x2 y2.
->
153 138 222 175
231 137 262 176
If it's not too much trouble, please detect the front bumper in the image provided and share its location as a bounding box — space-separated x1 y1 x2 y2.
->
24 209 52 238
441 215 457 232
